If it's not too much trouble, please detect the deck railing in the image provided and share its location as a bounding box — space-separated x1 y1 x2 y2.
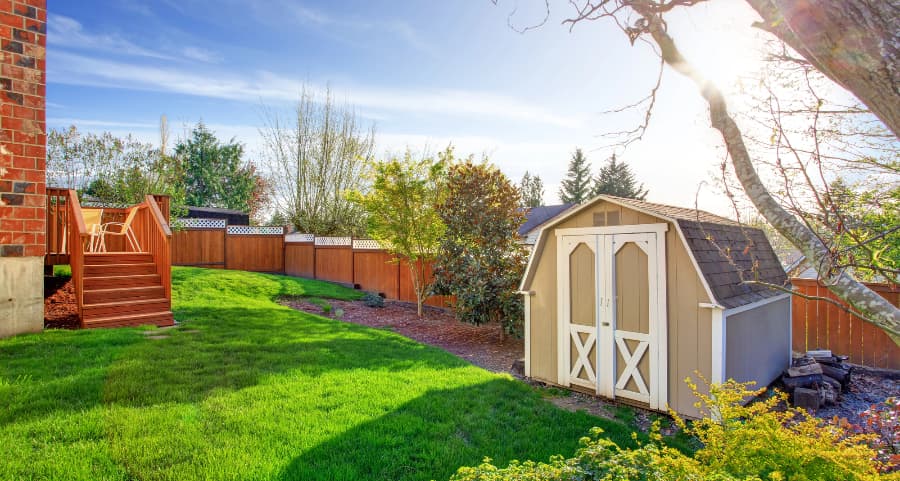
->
131 195 173 302
46 187 71 265
64 189 88 323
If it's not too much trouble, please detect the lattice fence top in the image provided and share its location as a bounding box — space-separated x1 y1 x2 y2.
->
226 225 284 235
285 233 315 243
314 236 352 246
352 239 387 250
177 218 227 229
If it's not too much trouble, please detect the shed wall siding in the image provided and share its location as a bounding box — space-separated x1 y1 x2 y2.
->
725 297 791 386
526 201 713 416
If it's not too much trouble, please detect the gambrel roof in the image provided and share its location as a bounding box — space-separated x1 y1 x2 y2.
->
521 195 789 310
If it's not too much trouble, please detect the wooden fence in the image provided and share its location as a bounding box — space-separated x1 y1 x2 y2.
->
172 221 452 308
791 278 899 370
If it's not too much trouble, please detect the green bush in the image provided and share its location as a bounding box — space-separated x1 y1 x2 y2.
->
362 292 385 308
451 379 886 481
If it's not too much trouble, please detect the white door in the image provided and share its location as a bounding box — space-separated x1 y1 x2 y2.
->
558 226 667 410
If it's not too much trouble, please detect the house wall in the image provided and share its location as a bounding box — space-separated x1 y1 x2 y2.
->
725 296 791 386
0 0 47 338
525 200 713 417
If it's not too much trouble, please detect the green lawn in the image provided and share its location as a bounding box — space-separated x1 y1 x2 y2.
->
1 267 644 481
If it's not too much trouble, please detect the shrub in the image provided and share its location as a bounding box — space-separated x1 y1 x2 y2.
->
362 292 385 308
451 380 886 481
837 397 900 472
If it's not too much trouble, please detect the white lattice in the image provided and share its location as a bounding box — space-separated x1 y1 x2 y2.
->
352 239 386 250
314 236 352 246
285 233 315 243
226 225 284 235
176 218 226 229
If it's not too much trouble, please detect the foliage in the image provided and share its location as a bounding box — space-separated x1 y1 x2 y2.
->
591 154 648 200
559 148 593 204
837 397 900 472
452 379 885 481
362 291 385 308
519 171 545 208
174 122 269 222
349 150 446 316
0 267 636 481
432 157 528 336
260 86 375 236
48 125 186 213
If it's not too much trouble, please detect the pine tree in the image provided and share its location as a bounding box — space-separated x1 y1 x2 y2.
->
519 171 544 208
559 148 592 204
591 154 648 200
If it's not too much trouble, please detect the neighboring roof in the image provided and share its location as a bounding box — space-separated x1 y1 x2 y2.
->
518 204 576 236
521 194 788 310
186 206 250 226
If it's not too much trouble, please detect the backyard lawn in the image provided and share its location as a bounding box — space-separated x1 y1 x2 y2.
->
1 267 641 481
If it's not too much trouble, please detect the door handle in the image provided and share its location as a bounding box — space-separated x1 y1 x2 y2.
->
601 322 610 327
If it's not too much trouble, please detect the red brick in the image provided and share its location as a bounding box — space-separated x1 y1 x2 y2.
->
0 24 10 39
4 142 23 155
34 156 43 169
0 104 11 117
12 105 33 119
11 206 37 218
12 130 34 144
1 168 24 180
0 1 12 15
0 232 11 243
22 0 45 9
34 182 43 195
23 169 42 182
23 218 41 231
33 106 43 122
1 116 22 130
0 64 24 80
23 193 42 206
35 8 44 23
12 155 32 168
23 144 41 157
24 244 43 256
0 219 23 232
23 94 41 109
0 179 9 191
0 12 23 28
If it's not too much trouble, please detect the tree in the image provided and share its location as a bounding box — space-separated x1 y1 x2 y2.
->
174 122 268 220
501 0 900 343
432 157 528 338
558 148 593 204
349 150 446 316
260 87 376 236
591 154 648 200
519 171 545 207
48 124 185 211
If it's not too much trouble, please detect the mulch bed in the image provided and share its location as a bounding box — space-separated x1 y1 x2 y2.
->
280 298 524 374
44 276 79 329
814 365 900 426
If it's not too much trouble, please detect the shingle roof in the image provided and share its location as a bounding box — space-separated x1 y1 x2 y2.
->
596 196 788 308
518 204 576 236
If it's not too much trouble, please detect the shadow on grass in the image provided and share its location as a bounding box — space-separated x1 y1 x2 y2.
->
278 378 638 481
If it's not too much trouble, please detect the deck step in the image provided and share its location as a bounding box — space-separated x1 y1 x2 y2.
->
83 285 165 304
84 252 154 265
83 311 175 329
83 262 157 276
83 274 162 290
82 298 171 319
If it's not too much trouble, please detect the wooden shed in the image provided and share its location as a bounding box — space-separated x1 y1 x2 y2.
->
519 195 790 418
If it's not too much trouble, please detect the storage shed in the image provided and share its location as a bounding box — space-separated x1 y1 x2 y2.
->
519 195 790 418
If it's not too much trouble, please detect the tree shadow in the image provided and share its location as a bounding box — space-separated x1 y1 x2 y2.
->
278 378 637 481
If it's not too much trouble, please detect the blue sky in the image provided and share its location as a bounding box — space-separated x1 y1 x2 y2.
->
47 0 767 214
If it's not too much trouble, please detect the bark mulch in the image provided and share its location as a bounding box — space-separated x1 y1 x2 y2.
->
44 276 79 329
280 298 524 374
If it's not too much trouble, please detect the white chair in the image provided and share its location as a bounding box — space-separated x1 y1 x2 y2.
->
81 208 104 252
99 206 142 252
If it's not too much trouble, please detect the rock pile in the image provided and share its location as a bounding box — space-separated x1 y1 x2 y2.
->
781 350 852 411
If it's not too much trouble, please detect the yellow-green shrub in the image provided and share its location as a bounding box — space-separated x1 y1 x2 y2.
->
450 380 887 481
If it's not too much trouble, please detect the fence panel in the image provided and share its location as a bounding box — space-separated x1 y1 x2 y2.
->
791 278 899 370
399 259 454 308
172 229 226 268
315 247 353 284
352 250 400 299
285 242 315 278
225 226 284 272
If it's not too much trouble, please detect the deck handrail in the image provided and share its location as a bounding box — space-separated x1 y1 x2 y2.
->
65 189 88 324
142 195 173 303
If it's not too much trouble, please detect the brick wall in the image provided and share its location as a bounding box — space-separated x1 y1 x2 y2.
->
0 0 46 259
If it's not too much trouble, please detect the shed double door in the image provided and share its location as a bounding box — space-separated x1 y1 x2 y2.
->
558 229 667 410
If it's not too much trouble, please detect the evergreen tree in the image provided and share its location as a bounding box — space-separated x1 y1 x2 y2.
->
591 154 648 200
558 148 592 204
519 171 544 208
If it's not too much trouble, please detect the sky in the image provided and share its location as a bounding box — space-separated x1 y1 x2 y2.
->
47 0 770 216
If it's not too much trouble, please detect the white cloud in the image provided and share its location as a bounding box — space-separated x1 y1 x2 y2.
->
48 118 158 129
181 46 223 63
47 14 173 60
49 52 583 128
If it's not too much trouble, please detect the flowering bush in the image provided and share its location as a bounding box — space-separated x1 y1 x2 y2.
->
451 380 887 481
838 397 900 472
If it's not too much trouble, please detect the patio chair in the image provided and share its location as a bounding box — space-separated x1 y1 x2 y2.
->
81 208 104 252
99 206 142 252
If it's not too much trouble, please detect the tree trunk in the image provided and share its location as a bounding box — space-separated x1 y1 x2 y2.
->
745 0 900 138
409 260 424 317
632 2 900 345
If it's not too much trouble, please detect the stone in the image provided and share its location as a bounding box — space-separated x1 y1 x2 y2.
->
787 363 823 377
793 387 821 411
511 358 525 376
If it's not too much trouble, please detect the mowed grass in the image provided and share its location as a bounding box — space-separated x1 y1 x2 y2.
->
2 267 640 481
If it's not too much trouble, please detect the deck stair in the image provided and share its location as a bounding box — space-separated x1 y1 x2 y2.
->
80 252 174 328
